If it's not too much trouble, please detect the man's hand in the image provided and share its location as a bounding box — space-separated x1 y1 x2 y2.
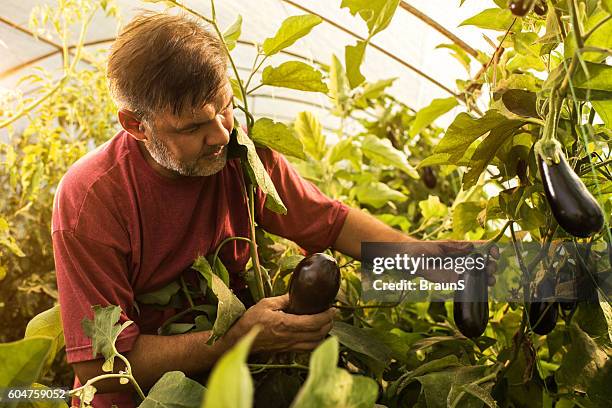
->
222 294 334 353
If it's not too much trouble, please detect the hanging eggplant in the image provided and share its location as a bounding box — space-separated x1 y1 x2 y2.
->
537 141 604 238
509 0 537 16
286 253 340 315
421 167 437 189
529 275 558 335
453 255 489 338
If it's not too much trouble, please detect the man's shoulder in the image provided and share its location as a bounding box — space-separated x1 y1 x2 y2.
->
52 131 130 232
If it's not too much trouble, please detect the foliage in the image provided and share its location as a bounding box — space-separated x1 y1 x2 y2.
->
1 0 612 407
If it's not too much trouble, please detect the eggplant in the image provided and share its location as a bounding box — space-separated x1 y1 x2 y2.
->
533 1 547 16
509 0 536 16
286 253 340 315
453 255 489 338
421 167 437 189
557 262 577 312
529 276 558 335
538 152 604 238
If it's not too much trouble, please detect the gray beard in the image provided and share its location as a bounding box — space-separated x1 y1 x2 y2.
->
143 131 227 177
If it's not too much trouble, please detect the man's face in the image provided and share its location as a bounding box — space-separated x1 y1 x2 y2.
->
142 81 234 177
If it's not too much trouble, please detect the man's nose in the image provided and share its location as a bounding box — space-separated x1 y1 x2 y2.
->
207 115 231 146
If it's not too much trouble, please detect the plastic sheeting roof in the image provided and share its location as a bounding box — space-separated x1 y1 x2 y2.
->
0 0 500 134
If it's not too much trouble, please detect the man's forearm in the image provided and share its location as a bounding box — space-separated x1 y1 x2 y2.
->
333 207 416 259
74 329 233 394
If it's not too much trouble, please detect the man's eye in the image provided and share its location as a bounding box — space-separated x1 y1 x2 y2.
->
183 125 200 133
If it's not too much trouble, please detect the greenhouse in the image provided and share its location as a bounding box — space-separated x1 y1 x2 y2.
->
0 0 611 407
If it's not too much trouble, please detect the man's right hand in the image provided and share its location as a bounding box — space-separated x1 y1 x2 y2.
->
221 294 334 353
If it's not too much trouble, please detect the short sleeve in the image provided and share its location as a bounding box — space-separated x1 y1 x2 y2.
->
53 230 140 363
255 149 350 253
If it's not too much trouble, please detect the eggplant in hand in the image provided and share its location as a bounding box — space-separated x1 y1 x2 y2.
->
454 255 489 338
286 253 340 315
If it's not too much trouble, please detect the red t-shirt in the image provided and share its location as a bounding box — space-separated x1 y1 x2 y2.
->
51 130 349 407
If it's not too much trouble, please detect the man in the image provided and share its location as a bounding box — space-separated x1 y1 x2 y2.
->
52 12 494 408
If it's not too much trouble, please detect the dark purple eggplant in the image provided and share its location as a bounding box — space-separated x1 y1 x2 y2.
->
533 1 547 16
286 253 340 315
509 0 536 16
529 276 558 335
537 152 604 238
453 255 489 338
421 167 437 189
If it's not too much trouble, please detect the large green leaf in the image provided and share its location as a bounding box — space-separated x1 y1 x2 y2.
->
453 202 484 236
328 138 361 169
355 182 407 208
139 371 205 408
295 111 325 161
251 118 306 160
230 123 287 214
261 61 328 93
24 305 64 372
462 120 523 187
555 324 609 395
192 256 245 344
291 337 378 408
419 195 448 220
262 15 322 56
459 8 516 31
201 328 260 408
81 305 133 372
341 0 400 37
361 135 419 178
330 322 393 367
603 0 612 13
0 337 52 387
544 61 612 100
592 100 612 128
409 97 458 137
222 15 242 52
345 40 367 89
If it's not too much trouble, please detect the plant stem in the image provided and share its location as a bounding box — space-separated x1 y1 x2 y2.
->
212 236 254 267
247 362 309 370
247 185 266 299
180 275 195 308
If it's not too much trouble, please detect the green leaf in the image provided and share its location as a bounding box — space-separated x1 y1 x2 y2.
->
192 256 245 344
453 202 484 236
341 0 400 37
555 324 608 394
81 305 133 372
361 135 419 178
263 14 322 56
210 256 230 288
330 321 393 366
459 8 516 31
428 110 520 165
202 327 260 408
291 337 378 408
462 120 522 187
231 123 287 214
359 78 396 100
328 55 350 116
603 0 612 13
222 15 242 52
230 78 245 103
329 138 362 169
390 355 462 395
136 281 181 306
25 305 64 372
139 371 205 408
419 195 448 220
409 97 458 137
592 100 612 128
355 182 407 208
0 337 52 387
345 40 367 89
295 111 325 160
599 292 612 343
261 61 328 93
251 118 306 160
19 383 69 408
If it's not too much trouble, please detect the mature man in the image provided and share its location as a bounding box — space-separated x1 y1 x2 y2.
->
52 11 492 407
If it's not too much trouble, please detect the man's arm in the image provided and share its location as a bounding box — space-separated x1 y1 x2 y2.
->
333 207 417 259
73 330 224 393
73 294 333 394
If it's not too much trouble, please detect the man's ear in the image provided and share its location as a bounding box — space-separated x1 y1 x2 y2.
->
118 109 147 141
